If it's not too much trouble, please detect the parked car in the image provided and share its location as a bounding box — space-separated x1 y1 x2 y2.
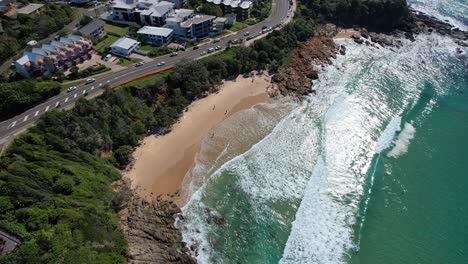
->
134 61 144 67
67 86 77 92
85 78 96 84
244 31 250 36
104 54 112 61
207 48 215 53
84 92 89 96
56 103 61 108
213 39 221 43
170 52 178 57
262 25 268 29
193 46 200 50
200 51 207 55
215 46 221 50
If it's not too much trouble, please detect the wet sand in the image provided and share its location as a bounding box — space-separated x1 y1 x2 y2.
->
125 73 274 202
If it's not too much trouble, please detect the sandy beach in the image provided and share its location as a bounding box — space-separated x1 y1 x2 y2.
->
125 73 274 202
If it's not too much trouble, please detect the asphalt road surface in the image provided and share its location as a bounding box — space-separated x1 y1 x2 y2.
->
0 0 293 149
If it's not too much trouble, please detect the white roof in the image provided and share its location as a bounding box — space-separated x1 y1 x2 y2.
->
111 37 140 49
17 3 43 14
240 1 251 9
137 26 173 37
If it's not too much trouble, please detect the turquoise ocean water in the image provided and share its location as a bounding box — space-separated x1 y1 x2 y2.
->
179 2 468 263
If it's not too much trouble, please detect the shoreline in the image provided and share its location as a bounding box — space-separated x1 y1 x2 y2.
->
124 73 274 205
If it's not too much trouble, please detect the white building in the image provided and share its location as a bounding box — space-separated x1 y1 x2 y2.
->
110 37 141 57
207 0 252 20
137 26 173 46
166 9 215 42
111 0 176 26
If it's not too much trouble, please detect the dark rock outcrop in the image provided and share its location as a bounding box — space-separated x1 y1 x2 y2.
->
118 180 196 264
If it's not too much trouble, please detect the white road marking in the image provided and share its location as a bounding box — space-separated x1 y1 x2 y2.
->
34 111 39 117
65 97 69 103
23 115 28 122
45 106 50 112
74 93 77 98
11 121 16 128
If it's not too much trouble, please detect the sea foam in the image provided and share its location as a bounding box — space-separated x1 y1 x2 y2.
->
387 122 416 158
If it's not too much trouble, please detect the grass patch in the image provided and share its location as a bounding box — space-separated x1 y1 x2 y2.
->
119 57 142 67
139 45 154 51
94 35 119 54
120 70 172 88
229 22 247 31
103 22 129 36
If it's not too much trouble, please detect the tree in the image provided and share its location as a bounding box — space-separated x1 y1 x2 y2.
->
114 145 133 167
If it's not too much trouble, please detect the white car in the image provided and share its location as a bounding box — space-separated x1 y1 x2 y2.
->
134 62 144 67
207 48 215 53
67 86 77 92
244 31 250 36
200 51 207 55
157 61 166 66
104 54 112 61
85 78 96 84
215 46 221 50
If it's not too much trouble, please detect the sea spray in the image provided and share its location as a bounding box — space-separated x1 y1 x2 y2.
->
387 122 416 158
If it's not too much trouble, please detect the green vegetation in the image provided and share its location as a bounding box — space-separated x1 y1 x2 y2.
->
251 0 273 21
103 23 129 37
0 81 61 121
229 22 248 32
94 35 119 54
119 57 142 67
199 3 223 17
120 70 172 88
0 4 75 64
301 0 410 31
66 64 111 81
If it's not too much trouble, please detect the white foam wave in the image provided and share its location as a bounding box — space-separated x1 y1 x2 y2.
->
375 116 402 153
387 122 416 158
409 0 468 31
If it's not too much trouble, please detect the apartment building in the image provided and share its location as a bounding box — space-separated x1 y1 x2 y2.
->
166 9 215 42
137 26 173 46
79 20 107 43
15 35 93 78
207 0 252 20
111 0 175 27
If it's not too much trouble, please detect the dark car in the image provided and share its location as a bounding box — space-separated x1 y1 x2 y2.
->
193 46 199 50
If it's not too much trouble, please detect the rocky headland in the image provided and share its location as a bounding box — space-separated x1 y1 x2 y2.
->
272 11 467 97
117 180 195 264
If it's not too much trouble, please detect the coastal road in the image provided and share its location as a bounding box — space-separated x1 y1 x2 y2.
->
0 0 293 150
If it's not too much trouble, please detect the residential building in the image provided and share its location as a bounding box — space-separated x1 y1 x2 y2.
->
206 0 252 20
79 20 107 43
166 9 215 42
137 26 173 46
213 17 227 32
15 52 54 78
0 0 13 14
110 0 175 27
15 35 93 78
110 37 141 56
16 3 44 16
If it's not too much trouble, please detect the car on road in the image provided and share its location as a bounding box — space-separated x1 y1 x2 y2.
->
157 61 166 66
213 39 220 43
67 86 77 92
200 51 207 55
84 92 89 96
134 61 144 67
170 52 178 57
56 103 61 108
215 46 221 50
207 47 215 53
193 46 200 50
85 78 96 84
262 25 268 29
244 31 250 36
